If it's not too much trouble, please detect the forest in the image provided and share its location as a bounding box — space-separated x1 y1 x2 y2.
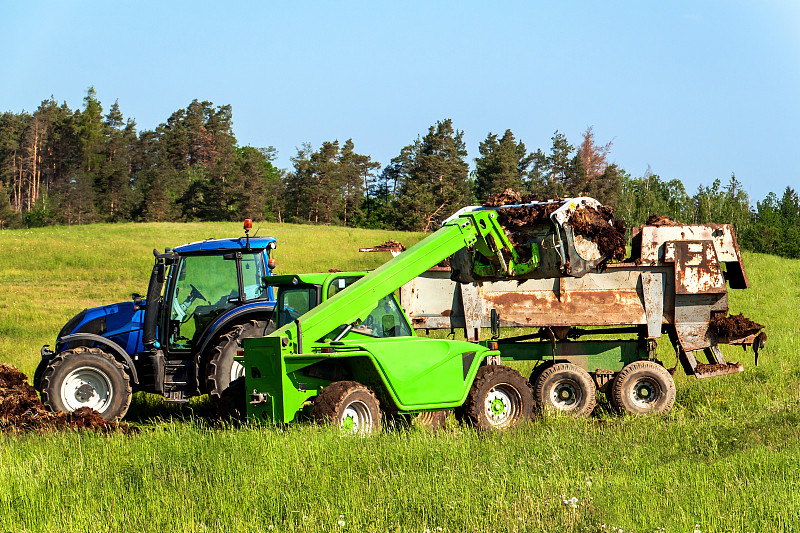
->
1 88 798 259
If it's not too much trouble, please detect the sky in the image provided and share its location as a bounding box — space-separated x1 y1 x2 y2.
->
1 1 799 203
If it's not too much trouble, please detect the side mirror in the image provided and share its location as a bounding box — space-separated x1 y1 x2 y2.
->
156 263 166 284
490 309 500 339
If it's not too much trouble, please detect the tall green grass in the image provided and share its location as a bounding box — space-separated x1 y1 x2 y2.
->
0 223 798 532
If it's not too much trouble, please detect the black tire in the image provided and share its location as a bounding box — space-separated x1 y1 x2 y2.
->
311 381 382 434
611 361 676 415
534 362 596 417
214 376 246 420
528 361 554 398
464 365 533 430
40 347 132 421
206 320 272 399
32 358 49 392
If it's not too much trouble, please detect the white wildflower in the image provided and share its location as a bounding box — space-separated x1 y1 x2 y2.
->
561 496 579 508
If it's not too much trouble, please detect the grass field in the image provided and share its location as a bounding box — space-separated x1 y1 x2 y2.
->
1 222 798 532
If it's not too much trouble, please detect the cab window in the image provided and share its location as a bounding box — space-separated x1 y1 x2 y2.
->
277 286 318 327
327 276 361 299
168 254 239 349
346 295 412 339
241 252 268 300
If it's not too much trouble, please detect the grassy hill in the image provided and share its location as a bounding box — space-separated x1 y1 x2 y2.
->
1 222 798 532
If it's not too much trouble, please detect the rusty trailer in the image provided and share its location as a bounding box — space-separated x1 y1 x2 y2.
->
397 221 765 414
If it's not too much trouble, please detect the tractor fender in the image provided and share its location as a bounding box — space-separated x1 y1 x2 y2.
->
57 333 140 385
195 302 276 358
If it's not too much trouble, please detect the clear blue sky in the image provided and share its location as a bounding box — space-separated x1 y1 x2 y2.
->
2 1 798 203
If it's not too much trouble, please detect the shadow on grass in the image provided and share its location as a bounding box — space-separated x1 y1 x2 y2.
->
125 391 240 428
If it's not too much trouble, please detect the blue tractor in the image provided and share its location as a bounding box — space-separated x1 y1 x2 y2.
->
34 221 277 420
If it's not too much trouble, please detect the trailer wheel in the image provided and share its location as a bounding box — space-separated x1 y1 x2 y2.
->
40 347 131 421
464 366 533 429
311 381 382 435
611 361 676 415
534 363 596 417
206 320 272 400
528 361 554 393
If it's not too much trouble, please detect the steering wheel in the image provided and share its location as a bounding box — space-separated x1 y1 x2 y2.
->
187 284 207 304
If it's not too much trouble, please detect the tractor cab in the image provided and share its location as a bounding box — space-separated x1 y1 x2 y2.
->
159 238 276 351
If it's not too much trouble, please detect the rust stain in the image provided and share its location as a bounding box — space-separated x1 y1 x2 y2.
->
483 289 645 326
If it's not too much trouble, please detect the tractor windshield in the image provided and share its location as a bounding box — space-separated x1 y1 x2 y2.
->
168 252 267 350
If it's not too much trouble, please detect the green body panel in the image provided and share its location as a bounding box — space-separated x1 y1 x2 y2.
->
495 340 645 372
244 335 496 422
343 337 484 407
242 336 325 423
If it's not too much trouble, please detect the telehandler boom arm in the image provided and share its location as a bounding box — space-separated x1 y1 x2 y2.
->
275 198 604 352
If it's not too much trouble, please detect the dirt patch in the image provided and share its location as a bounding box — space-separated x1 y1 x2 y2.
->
709 313 764 339
0 364 132 433
363 240 406 252
485 188 548 207
645 214 682 227
486 188 522 207
694 362 744 376
567 205 627 261
484 191 626 262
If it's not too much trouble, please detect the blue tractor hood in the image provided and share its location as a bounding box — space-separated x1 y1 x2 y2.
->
58 299 145 356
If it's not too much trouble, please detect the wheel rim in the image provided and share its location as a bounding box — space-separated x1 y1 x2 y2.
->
341 400 373 434
60 366 114 413
230 361 245 382
484 384 521 428
550 380 582 411
629 378 661 408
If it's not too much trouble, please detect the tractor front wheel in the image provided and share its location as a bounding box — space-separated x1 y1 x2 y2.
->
40 347 132 421
534 363 596 417
311 381 382 434
464 365 533 430
611 361 676 415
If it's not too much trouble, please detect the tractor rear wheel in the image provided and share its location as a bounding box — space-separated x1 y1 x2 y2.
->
534 363 596 417
40 347 132 421
611 361 676 415
464 365 533 430
206 320 272 401
311 381 382 434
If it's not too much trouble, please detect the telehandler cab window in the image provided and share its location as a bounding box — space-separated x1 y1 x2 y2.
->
352 295 412 338
277 286 317 327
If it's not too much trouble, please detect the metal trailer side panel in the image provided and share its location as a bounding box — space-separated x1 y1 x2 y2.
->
400 266 680 333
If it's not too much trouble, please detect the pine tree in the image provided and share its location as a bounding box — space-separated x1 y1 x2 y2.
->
391 119 472 231
473 129 531 202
